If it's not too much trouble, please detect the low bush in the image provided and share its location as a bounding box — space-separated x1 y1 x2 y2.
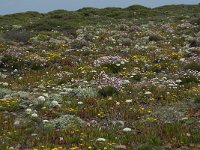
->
98 86 118 97
70 39 88 49
189 39 200 47
184 62 200 71
130 74 142 82
29 62 44 70
103 63 123 73
0 55 26 70
3 30 30 43
148 34 164 42
194 96 200 103
180 76 199 84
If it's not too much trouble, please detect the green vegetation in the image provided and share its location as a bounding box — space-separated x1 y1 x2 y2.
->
98 86 119 97
0 4 200 149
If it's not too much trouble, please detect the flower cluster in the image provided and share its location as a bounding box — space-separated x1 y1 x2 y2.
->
94 71 125 89
149 77 180 89
94 56 126 67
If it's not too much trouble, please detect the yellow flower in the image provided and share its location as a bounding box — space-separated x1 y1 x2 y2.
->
147 110 151 113
78 66 84 70
69 147 78 150
88 146 93 149
140 107 145 111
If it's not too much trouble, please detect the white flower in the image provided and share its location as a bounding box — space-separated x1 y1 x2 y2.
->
43 120 49 123
25 108 32 114
2 82 8 86
37 96 46 102
116 63 121 66
43 93 49 97
175 79 182 83
131 73 136 76
91 70 97 73
122 80 130 84
13 69 18 73
144 91 152 95
123 127 132 132
0 74 7 79
116 102 120 105
31 133 38 136
108 97 112 100
125 99 132 103
96 138 106 142
168 84 174 87
42 106 46 110
51 100 60 107
78 101 83 105
181 117 188 120
14 120 20 126
65 88 73 92
186 133 191 137
31 113 38 118
121 61 125 65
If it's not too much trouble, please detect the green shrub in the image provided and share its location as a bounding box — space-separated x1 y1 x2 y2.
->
130 74 142 82
190 17 200 25
180 76 199 84
70 39 88 49
0 55 26 70
102 63 123 74
29 62 44 70
137 131 162 149
44 114 85 129
121 38 132 46
3 30 30 43
26 11 83 31
189 39 200 47
62 28 77 37
27 21 53 31
0 88 12 98
194 96 200 103
67 87 98 98
148 34 164 42
77 7 99 16
98 86 118 97
191 49 200 55
184 62 200 71
58 78 68 85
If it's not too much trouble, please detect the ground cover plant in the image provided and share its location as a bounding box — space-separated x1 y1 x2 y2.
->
0 4 200 149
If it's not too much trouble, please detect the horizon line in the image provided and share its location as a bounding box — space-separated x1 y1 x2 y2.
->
1 3 199 16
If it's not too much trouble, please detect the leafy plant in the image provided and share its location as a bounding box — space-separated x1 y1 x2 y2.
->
0 55 26 70
180 76 199 84
0 88 12 98
102 63 123 73
98 86 118 97
29 61 44 70
44 114 85 129
184 62 200 71
3 30 30 43
68 87 98 98
194 96 200 103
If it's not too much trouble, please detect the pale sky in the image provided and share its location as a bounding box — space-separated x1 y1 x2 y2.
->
0 0 199 15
